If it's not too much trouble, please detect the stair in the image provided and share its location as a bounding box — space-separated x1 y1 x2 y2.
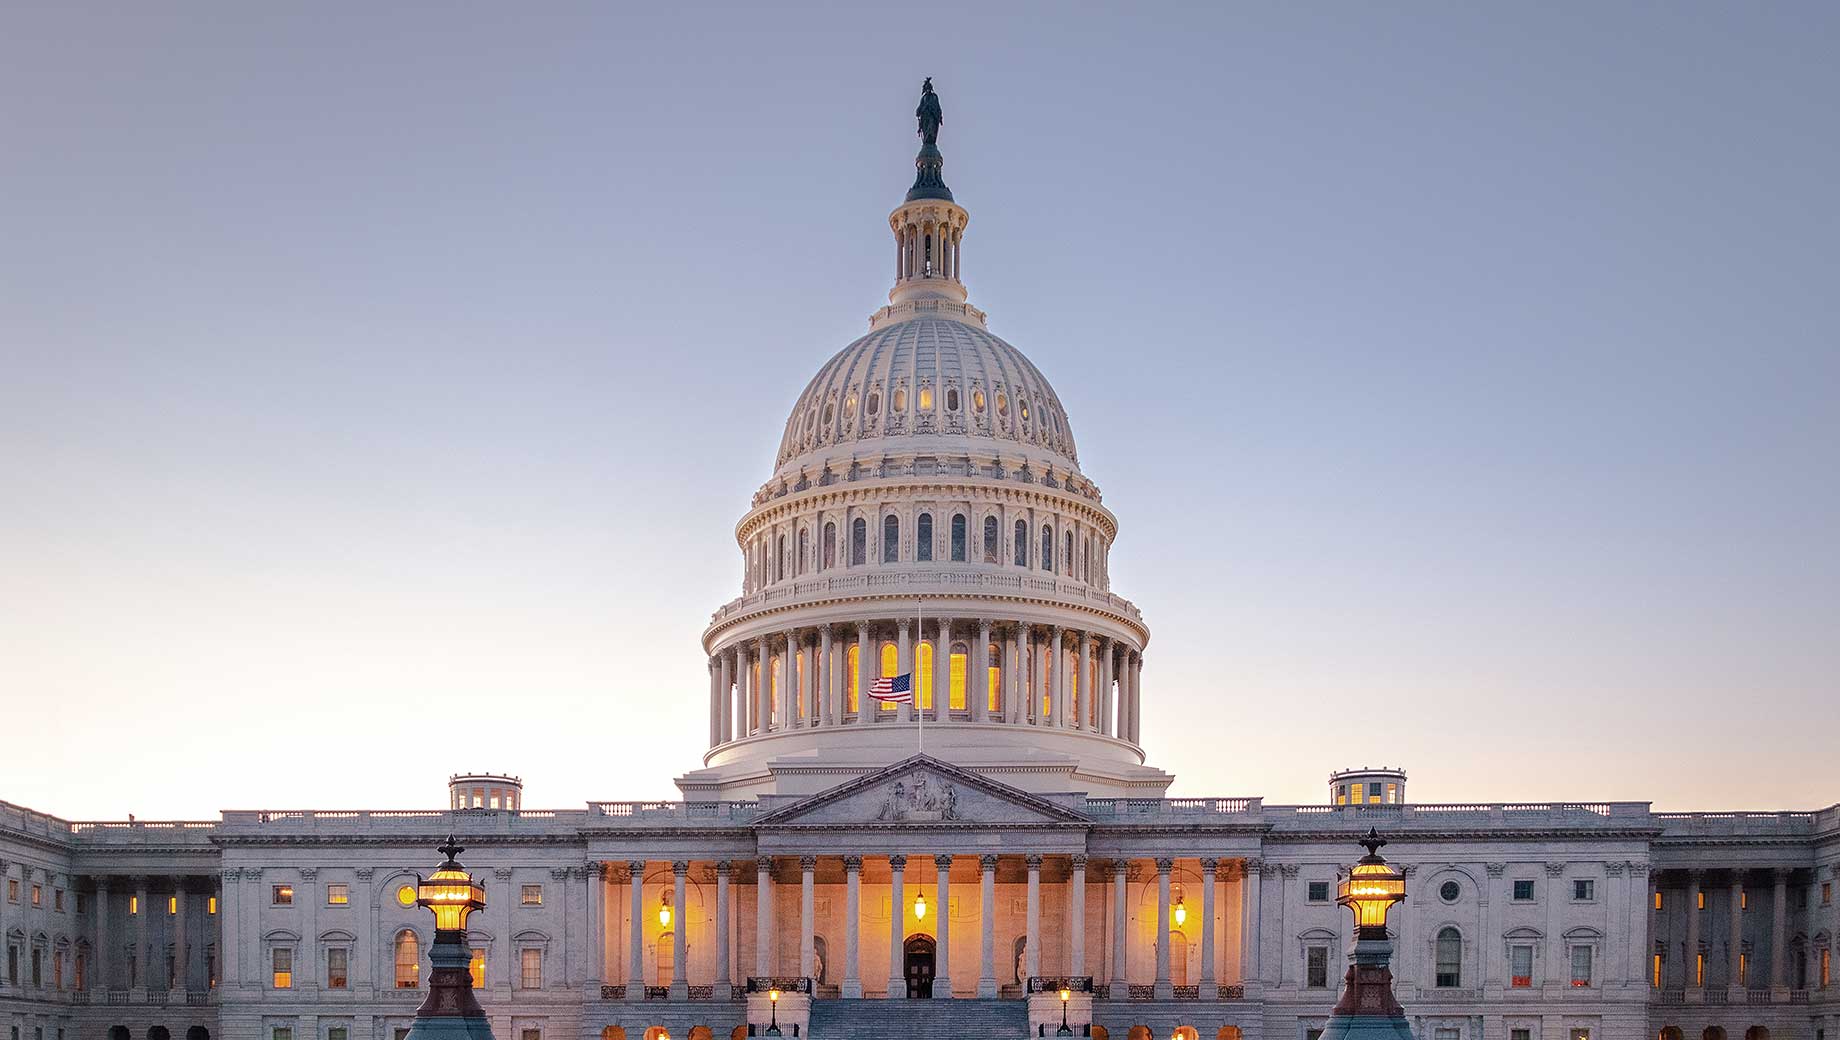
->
805 997 1031 1040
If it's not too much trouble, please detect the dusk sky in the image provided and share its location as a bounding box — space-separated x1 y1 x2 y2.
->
2 3 1835 820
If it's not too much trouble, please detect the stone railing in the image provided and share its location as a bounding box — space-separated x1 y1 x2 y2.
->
745 976 813 994
1 800 220 848
1264 802 1655 830
588 801 760 823
1027 975 1094 994
709 568 1145 629
1084 798 1260 818
1654 809 1825 837
217 808 586 835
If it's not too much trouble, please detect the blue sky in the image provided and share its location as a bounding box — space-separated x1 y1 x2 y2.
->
2 3 1835 818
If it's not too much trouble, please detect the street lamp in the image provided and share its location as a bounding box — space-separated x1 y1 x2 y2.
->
913 891 927 921
766 987 782 1036
1322 829 1416 1040
404 837 494 1040
1056 987 1072 1036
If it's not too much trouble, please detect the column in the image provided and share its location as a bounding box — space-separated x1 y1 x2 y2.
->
973 619 991 723
800 856 817 980
1685 869 1703 989
708 658 720 746
932 855 953 996
887 856 907 997
670 862 689 998
1243 859 1263 986
932 617 948 720
842 857 863 998
713 862 732 995
977 856 998 996
1111 862 1128 993
818 625 834 727
736 646 751 735
719 651 734 741
1153 858 1173 998
756 634 772 732
1049 626 1065 727
1199 858 1218 993
171 880 187 991
782 631 798 729
1770 868 1789 990
755 859 773 977
1025 855 1042 979
896 619 913 723
1129 652 1143 742
1076 633 1091 730
855 622 870 724
1005 627 1023 723
586 864 605 989
1640 867 1657 987
95 877 113 991
1069 855 1088 977
1099 638 1115 735
1729 875 1746 992
135 877 149 990
626 861 645 995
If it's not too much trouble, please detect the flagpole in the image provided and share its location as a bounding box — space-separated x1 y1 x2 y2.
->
916 595 925 755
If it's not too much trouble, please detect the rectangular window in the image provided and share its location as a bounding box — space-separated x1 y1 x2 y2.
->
1820 947 1829 987
1570 945 1593 986
1696 952 1705 986
32 884 42 907
272 885 294 906
168 895 177 915
54 890 64 912
1386 782 1398 802
1573 879 1595 901
209 896 218 914
520 948 542 989
326 948 347 989
1653 951 1664 987
395 1030 410 1040
328 1029 348 1040
273 1029 293 1040
1740 952 1749 984
1823 882 1832 905
1697 891 1705 909
1307 881 1330 903
1654 890 1663 910
469 950 486 988
1306 1032 1323 1040
1513 879 1535 901
75 893 87 914
1570 1031 1590 1040
1434 1030 1459 1040
272 948 293 989
326 883 349 906
520 884 542 906
1305 946 1328 988
1335 784 1348 805
1741 889 1749 910
1512 1031 1532 1040
129 895 138 914
1510 944 1533 987
520 1031 541 1040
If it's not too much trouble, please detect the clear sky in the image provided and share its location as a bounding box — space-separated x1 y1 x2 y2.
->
2 3 1835 820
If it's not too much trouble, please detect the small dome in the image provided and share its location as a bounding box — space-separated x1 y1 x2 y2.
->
775 317 1078 475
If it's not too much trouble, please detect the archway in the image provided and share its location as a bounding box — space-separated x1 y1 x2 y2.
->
1703 1029 1727 1040
1090 1027 1109 1040
186 1029 210 1040
148 1028 171 1040
1125 1028 1153 1040
1218 1029 1243 1040
601 1028 626 1040
729 1028 747 1040
686 1028 712 1040
109 1027 131 1040
1173 1028 1199 1040
904 933 937 998
1744 1029 1769 1040
1660 1029 1683 1040
642 1029 670 1040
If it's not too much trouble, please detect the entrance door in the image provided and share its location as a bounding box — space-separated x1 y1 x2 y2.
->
903 934 936 998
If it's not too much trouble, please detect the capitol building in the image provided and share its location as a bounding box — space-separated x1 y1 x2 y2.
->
2 85 1836 1040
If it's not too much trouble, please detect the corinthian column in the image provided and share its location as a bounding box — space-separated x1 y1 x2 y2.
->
1069 855 1087 976
756 633 772 732
1199 858 1218 993
626 861 645 997
978 855 998 996
855 621 871 724
755 860 774 977
799 856 817 980
931 618 948 719
887 856 907 997
973 619 991 722
1076 633 1091 730
1025 855 1042 979
1049 626 1065 727
1770 868 1790 990
669 862 689 998
932 855 953 997
818 625 834 727
896 619 913 723
714 862 732 995
841 857 863 998
1153 858 1174 998
1111 862 1128 992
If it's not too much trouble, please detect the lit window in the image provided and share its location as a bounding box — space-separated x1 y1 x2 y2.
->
129 895 138 915
972 389 985 411
1819 947 1829 987
396 885 416 908
948 643 967 711
1572 879 1595 901
986 642 1001 713
521 884 542 906
1695 952 1705 986
917 641 935 710
1823 882 1832 905
168 895 177 914
1739 951 1748 984
1740 889 1748 910
271 947 293 989
1510 944 1533 987
1569 1030 1590 1040
521 1030 540 1040
1654 890 1663 910
469 949 486 988
843 393 856 418
326 948 348 989
880 642 899 709
1385 782 1398 802
918 387 932 411
520 948 542 989
1435 927 1462 987
31 885 42 907
1570 945 1593 986
326 884 348 906
272 885 293 906
1305 946 1328 988
4 878 14 902
1697 891 1705 909
1513 879 1535 901
1335 785 1347 805
846 644 860 712
1306 881 1330 903
1653 951 1663 987
997 392 1008 416
394 930 420 988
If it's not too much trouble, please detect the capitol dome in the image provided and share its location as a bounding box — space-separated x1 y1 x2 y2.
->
681 84 1168 802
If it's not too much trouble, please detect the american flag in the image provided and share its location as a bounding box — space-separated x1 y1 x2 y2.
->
868 672 913 703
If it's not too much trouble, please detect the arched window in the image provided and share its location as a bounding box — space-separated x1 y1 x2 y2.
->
986 642 1002 713
945 387 960 412
797 529 809 575
850 518 867 565
775 534 786 582
982 516 999 563
1014 520 1028 566
880 642 899 711
1435 927 1462 987
882 515 899 563
823 522 836 569
916 513 933 561
1065 530 1074 575
468 948 485 988
656 931 674 986
394 930 420 989
917 640 935 710
769 654 780 719
846 644 860 713
951 514 967 561
948 641 968 710
1041 524 1054 571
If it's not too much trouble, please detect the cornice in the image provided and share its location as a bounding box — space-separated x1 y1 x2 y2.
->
737 477 1117 544
704 584 1149 649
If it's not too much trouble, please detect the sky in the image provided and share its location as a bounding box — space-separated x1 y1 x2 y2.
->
1 3 1836 820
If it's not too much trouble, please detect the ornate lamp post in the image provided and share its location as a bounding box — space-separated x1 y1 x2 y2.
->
1056 987 1073 1036
405 837 494 1040
1323 829 1415 1040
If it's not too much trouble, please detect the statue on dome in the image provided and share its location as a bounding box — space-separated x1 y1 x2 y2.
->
916 77 943 146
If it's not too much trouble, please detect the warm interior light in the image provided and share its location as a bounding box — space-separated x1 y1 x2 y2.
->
1337 829 1407 938
1172 897 1187 928
769 988 780 1003
658 894 672 929
913 892 927 920
1059 988 1071 1003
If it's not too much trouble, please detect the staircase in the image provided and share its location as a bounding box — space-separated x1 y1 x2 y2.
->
805 997 1031 1039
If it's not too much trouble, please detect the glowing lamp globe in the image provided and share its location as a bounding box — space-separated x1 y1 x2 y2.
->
913 892 927 920
658 895 672 929
1172 896 1187 928
1336 828 1406 940
417 838 487 934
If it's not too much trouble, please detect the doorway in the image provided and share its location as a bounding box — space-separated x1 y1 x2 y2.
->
904 934 936 998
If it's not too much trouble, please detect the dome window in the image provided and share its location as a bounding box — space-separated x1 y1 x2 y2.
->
867 392 880 416
972 389 986 412
945 388 960 412
919 387 934 411
844 394 856 418
823 402 835 426
1019 399 1030 421
893 388 907 413
996 392 1009 416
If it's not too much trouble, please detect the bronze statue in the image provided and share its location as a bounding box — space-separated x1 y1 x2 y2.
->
916 77 943 146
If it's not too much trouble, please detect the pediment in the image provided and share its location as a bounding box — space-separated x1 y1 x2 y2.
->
752 755 1089 829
